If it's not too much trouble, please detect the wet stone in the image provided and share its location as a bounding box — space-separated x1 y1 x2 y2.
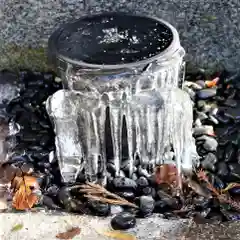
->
42 195 60 210
217 162 229 179
88 201 110 217
197 88 217 100
137 166 151 178
111 212 136 230
142 187 156 198
110 205 124 215
136 195 155 217
154 200 169 213
136 176 149 187
193 196 210 210
157 190 179 209
46 184 59 197
201 136 218 152
112 177 137 190
201 153 218 172
116 190 135 200
131 173 138 181
224 143 236 162
228 163 240 181
223 99 238 108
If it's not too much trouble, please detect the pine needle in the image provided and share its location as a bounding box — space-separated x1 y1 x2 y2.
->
79 182 138 208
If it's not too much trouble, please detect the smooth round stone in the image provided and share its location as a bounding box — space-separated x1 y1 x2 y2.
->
196 100 205 110
88 201 110 217
131 173 138 181
157 190 179 209
136 176 149 187
237 149 240 164
137 166 151 178
107 163 116 176
229 187 240 195
217 162 229 178
42 195 60 210
215 114 230 124
154 200 169 213
228 163 240 180
202 137 218 152
39 135 51 147
110 205 124 215
21 162 34 174
46 185 59 196
223 99 237 108
136 196 155 217
197 88 217 100
117 190 135 199
142 187 156 198
193 196 210 209
224 143 236 163
201 153 217 172
111 212 136 230
112 177 137 189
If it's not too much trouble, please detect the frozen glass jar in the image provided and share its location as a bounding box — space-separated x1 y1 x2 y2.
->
47 13 197 184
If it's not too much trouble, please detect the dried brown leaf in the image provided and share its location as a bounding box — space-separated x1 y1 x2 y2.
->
154 164 178 185
56 227 81 239
12 175 40 210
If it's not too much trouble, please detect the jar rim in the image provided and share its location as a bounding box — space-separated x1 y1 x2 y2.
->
48 12 182 70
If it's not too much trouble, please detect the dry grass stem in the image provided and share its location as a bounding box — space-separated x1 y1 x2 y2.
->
79 182 138 208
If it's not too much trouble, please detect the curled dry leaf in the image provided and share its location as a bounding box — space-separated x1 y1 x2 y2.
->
205 77 219 88
99 230 137 240
12 176 40 210
56 227 81 239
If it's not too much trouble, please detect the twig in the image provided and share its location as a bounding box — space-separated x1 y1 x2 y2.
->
197 169 240 212
79 182 138 208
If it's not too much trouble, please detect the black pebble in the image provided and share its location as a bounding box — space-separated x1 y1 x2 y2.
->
197 88 217 100
142 187 156 198
136 196 155 217
228 163 240 181
136 176 149 187
223 99 237 108
42 195 60 210
88 201 110 217
217 162 229 178
201 153 218 172
111 212 136 230
116 190 135 200
224 143 236 163
112 177 137 189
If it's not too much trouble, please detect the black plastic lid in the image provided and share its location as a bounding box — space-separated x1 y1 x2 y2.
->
48 12 174 69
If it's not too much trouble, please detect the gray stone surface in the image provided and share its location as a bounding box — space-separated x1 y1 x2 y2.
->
1 0 240 70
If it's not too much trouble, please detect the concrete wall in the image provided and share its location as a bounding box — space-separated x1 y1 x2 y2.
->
0 0 240 71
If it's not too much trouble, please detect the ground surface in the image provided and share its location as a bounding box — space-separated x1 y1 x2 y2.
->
1 0 240 71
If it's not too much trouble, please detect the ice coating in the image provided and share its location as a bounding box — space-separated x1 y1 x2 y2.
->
46 62 199 183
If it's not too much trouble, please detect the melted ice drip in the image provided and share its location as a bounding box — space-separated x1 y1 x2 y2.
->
46 62 198 183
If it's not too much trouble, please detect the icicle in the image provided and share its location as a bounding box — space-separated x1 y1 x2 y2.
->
125 104 135 177
109 100 123 176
